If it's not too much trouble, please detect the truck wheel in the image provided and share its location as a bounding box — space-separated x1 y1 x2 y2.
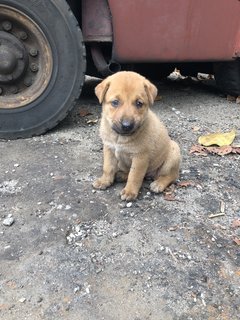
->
0 0 86 139
214 60 240 96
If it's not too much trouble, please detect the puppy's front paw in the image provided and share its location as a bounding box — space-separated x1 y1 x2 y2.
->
150 181 165 193
92 177 112 190
121 188 138 201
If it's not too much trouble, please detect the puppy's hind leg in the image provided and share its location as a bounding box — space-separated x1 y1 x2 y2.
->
150 141 181 193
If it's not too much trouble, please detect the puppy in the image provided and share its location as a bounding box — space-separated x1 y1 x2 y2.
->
93 71 181 201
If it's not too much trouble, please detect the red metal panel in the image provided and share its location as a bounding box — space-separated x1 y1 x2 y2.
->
108 0 240 62
82 0 112 42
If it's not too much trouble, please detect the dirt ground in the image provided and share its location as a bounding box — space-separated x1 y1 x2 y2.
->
0 76 239 320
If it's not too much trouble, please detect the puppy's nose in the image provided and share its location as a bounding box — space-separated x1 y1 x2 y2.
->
121 119 134 132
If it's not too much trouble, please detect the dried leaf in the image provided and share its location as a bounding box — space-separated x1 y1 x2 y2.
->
163 185 178 200
236 96 240 104
192 126 201 132
198 129 236 147
163 192 176 201
231 219 240 229
207 146 233 156
79 109 92 117
177 180 196 188
233 237 240 246
232 147 240 154
190 144 240 157
189 145 208 156
227 95 236 102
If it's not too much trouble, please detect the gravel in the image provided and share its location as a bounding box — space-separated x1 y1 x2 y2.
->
0 77 239 320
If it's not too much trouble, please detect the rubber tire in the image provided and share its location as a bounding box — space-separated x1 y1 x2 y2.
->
0 0 86 139
214 60 240 96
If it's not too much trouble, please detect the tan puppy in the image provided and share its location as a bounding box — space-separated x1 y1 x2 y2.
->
93 71 181 201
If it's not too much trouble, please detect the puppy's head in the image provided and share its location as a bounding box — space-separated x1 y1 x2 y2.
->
95 71 157 136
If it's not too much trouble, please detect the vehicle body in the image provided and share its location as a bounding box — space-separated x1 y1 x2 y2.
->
0 0 239 139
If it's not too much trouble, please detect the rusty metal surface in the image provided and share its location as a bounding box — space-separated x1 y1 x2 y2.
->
108 0 240 62
82 0 112 42
0 5 52 109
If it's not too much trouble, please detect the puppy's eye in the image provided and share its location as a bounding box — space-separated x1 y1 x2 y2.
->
111 99 119 108
135 100 143 108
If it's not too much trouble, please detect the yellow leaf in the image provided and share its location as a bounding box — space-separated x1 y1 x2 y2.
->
198 129 236 147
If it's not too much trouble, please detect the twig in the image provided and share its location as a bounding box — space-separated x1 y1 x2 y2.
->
220 201 225 213
166 247 178 262
208 212 225 219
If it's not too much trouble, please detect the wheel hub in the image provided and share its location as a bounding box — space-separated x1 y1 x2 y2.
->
0 31 28 83
0 5 53 109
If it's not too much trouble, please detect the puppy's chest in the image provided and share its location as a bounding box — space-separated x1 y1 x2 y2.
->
105 141 132 160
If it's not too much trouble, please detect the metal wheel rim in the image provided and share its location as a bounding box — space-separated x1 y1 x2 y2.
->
0 5 53 109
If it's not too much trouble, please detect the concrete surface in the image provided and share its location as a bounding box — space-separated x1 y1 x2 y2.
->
0 76 239 320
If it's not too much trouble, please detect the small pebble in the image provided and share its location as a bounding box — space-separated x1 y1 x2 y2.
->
126 202 132 208
19 298 26 303
74 286 80 293
3 215 15 226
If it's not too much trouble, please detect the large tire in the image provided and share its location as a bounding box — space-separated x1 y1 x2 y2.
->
0 0 86 139
214 60 240 96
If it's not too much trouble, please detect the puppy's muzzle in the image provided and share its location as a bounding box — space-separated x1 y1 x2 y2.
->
112 119 136 135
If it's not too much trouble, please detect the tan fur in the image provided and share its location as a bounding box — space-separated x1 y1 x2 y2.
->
93 71 181 201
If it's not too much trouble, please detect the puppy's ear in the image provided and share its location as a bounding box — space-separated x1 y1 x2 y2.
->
95 79 110 104
144 80 158 105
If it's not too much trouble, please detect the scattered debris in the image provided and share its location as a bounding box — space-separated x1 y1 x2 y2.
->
168 68 186 81
2 214 15 226
168 226 178 231
165 247 178 262
231 219 240 229
227 95 236 102
163 193 176 201
86 119 98 125
197 73 214 80
0 180 20 194
220 201 225 213
79 109 92 117
233 237 240 246
209 201 225 218
236 96 240 104
163 185 176 201
190 144 240 156
209 212 225 219
192 126 201 132
126 202 132 208
177 180 197 188
66 220 110 246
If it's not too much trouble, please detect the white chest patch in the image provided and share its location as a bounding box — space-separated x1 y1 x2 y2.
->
105 141 125 153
